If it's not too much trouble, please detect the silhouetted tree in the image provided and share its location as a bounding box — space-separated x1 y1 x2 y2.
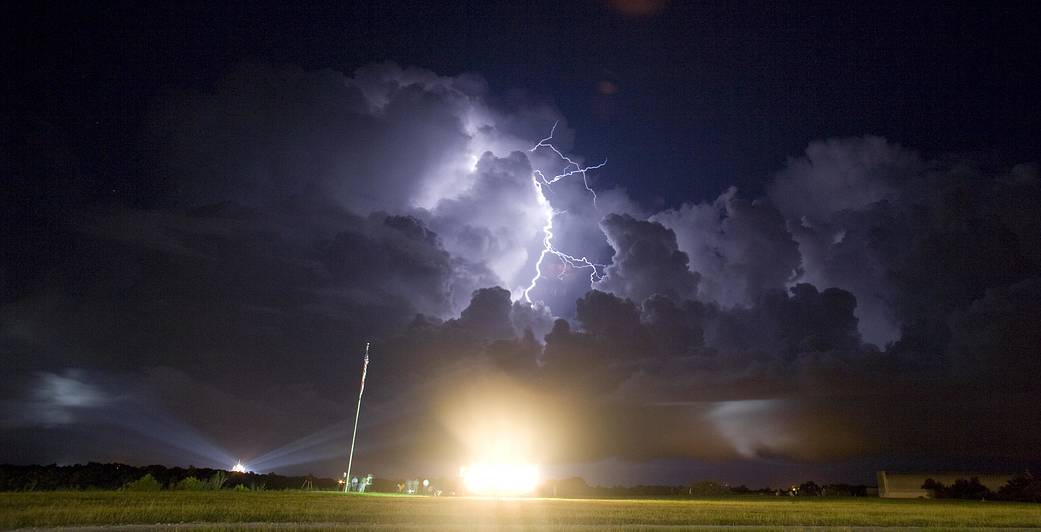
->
998 471 1041 502
923 477 992 500
124 474 162 491
797 481 822 496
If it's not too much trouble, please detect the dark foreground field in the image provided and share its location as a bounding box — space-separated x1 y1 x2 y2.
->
2 491 1040 530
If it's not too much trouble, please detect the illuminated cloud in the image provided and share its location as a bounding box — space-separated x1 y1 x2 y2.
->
594 214 700 303
652 187 800 308
28 371 109 426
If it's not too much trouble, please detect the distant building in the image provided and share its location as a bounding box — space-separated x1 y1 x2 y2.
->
876 471 1013 498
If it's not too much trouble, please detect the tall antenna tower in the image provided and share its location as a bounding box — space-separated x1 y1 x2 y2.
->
344 342 370 493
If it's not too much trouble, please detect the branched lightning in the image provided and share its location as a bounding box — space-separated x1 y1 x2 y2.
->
522 121 608 304
530 121 607 207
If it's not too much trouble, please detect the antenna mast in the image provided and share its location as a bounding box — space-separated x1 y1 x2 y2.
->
344 342 370 492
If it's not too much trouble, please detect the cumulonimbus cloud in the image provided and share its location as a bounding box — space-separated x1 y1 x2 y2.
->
3 61 1039 478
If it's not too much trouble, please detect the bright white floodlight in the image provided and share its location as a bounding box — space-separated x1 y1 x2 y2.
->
460 462 540 496
231 462 247 473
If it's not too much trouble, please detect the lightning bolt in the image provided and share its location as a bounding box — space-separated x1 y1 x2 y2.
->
530 121 607 207
522 121 607 304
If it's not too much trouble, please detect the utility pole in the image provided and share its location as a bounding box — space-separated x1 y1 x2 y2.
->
344 342 370 493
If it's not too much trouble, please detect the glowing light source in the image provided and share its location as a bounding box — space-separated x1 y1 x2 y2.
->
460 462 540 496
231 461 247 473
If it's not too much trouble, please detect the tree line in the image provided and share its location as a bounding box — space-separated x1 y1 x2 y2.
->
922 473 1041 502
538 478 872 498
0 463 338 491
4 462 1036 501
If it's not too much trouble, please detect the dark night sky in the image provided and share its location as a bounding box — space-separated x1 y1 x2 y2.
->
2 1 1039 486
11 0 1040 205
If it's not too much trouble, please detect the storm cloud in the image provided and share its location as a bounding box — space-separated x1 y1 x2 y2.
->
3 61 1039 484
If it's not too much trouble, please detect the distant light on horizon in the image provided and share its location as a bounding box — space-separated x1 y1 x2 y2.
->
231 462 247 473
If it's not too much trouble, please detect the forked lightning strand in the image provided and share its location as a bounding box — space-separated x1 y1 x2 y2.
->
523 122 608 304
531 122 607 207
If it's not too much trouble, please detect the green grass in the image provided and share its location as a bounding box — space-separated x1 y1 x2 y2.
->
1 491 1039 530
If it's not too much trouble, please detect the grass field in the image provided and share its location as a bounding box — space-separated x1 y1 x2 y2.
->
2 491 1040 530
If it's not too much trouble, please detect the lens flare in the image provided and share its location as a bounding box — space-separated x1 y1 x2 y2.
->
231 461 247 473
